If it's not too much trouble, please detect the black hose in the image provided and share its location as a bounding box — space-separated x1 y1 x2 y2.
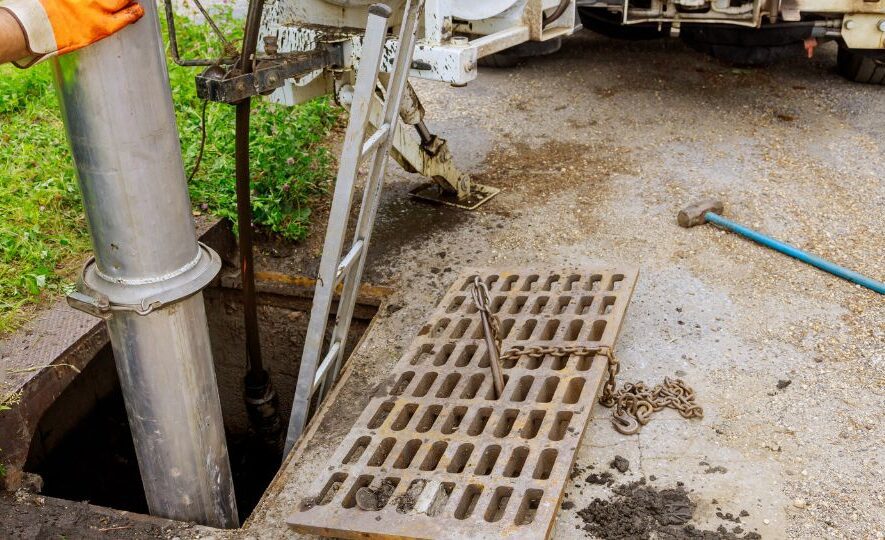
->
234 102 263 378
543 0 571 27
235 0 266 378
236 0 282 451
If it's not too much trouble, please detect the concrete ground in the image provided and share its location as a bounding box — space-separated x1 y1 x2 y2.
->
5 28 880 540
238 31 884 540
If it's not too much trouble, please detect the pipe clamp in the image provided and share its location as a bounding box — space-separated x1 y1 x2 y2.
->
67 242 222 318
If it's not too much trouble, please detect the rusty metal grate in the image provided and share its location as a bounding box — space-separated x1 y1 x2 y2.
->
288 268 638 539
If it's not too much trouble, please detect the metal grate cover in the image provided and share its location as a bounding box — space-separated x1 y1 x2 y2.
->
288 268 638 539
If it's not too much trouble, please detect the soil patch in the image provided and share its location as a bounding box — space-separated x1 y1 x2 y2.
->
0 492 191 539
610 455 630 473
355 478 399 511
576 479 762 540
586 472 615 486
472 139 634 201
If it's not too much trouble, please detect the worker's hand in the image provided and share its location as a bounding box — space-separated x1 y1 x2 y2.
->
0 0 144 67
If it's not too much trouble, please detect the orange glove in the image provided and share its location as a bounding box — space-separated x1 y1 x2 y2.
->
0 0 144 67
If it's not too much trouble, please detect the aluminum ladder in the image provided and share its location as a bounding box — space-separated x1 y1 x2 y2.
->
284 0 424 455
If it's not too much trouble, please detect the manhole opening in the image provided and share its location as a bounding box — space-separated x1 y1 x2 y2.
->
22 281 380 524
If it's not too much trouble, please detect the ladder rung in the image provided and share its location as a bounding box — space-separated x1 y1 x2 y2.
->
360 123 390 163
335 239 364 286
312 341 342 393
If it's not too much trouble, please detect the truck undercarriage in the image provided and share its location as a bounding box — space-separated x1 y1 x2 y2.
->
259 0 884 91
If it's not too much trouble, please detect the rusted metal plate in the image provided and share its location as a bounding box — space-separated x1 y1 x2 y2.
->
287 268 638 539
409 182 500 210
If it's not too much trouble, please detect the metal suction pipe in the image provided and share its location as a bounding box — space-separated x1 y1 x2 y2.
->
54 0 238 527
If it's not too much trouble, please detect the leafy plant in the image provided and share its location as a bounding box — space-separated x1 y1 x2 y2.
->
165 8 341 239
0 62 88 333
0 9 340 334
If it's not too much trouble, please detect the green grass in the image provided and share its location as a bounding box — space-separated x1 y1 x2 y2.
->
0 10 340 335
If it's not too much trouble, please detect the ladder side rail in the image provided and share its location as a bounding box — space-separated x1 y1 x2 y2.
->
319 0 426 400
284 5 394 455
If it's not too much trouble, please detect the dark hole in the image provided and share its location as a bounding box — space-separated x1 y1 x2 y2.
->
454 485 483 519
22 276 379 525
474 445 501 476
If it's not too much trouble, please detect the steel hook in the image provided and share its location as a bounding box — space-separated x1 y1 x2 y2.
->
611 412 640 435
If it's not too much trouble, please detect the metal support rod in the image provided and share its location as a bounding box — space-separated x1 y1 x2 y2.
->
53 0 238 527
235 101 264 377
162 0 237 66
239 0 266 73
704 212 885 294
479 312 506 398
235 0 267 377
415 121 433 146
234 0 282 450
235 99 281 448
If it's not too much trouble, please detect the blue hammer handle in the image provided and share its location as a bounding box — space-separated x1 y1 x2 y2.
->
703 212 884 295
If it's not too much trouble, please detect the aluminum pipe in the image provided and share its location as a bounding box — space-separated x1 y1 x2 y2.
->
53 0 238 528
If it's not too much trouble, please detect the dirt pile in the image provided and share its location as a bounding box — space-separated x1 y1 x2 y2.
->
609 455 630 473
576 479 761 540
586 472 615 486
355 479 398 511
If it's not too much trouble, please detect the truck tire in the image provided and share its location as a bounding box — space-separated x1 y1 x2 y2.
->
478 52 521 68
478 38 562 68
577 8 667 40
680 25 810 66
837 46 885 84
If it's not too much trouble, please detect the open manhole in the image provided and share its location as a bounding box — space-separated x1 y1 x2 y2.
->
14 255 386 525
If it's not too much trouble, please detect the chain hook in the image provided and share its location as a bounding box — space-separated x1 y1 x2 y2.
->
611 412 640 435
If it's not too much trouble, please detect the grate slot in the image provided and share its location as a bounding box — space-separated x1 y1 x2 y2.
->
484 486 513 523
312 473 347 507
454 484 483 519
343 436 372 465
533 448 558 480
420 442 448 471
447 443 474 474
502 447 530 478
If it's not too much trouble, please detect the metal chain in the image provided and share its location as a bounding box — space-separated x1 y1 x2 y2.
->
469 278 702 435
470 277 502 356
607 378 703 434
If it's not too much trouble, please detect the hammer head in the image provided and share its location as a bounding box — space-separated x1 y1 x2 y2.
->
678 199 724 228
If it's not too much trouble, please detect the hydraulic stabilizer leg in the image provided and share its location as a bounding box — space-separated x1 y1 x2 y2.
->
343 78 499 210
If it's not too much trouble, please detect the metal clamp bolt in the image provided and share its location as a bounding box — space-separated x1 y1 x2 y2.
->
263 35 278 56
878 19 885 32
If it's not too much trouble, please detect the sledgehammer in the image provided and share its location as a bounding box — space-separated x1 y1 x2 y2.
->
678 199 884 294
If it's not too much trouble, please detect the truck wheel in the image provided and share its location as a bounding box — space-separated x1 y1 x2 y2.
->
478 53 521 68
680 25 810 66
478 38 562 68
577 8 667 40
837 46 885 84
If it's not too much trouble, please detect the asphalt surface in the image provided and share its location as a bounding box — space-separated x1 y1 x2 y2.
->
241 31 884 540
